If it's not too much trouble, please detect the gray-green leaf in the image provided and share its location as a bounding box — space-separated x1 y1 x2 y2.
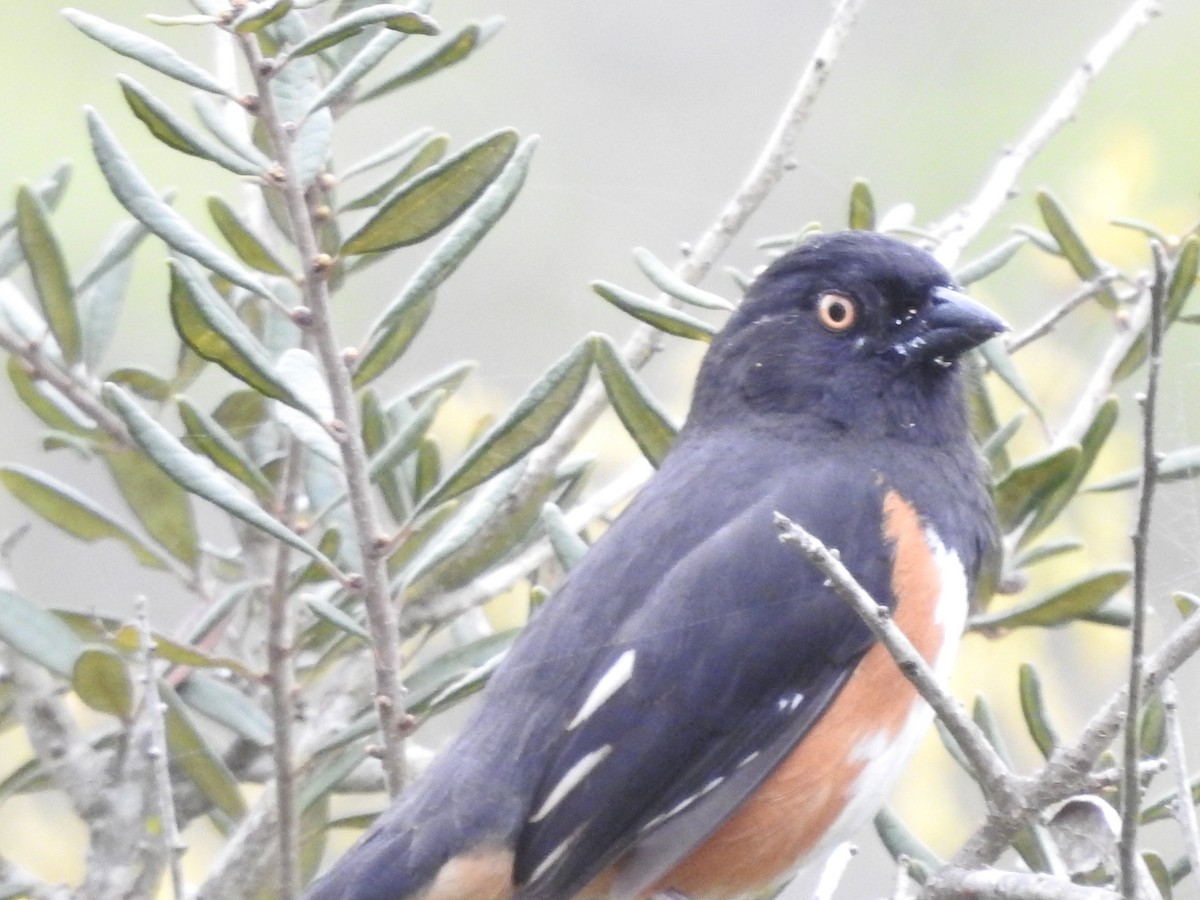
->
591 333 677 466
15 186 80 364
971 568 1131 631
592 280 715 342
72 645 134 719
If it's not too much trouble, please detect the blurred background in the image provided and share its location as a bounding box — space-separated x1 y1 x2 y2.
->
1 1 1199 896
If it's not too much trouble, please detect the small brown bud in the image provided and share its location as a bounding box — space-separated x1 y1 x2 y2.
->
313 205 332 225
346 572 365 591
317 172 337 191
240 94 260 115
342 346 360 367
312 253 334 275
290 306 314 327
365 743 384 759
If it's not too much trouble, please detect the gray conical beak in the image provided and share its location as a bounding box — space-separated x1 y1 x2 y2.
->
899 286 1009 363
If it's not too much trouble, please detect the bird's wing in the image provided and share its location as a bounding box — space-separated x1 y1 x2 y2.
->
513 458 898 898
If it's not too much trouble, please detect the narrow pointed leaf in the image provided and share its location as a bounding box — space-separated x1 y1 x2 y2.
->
207 196 291 276
103 384 336 572
632 247 734 311
342 132 448 212
213 389 268 438
286 4 437 59
1174 591 1199 619
0 588 85 677
992 445 1080 533
231 0 294 33
978 339 1041 419
168 260 317 417
354 136 538 387
1036 191 1118 309
1139 690 1166 757
592 280 715 342
267 46 332 189
0 162 71 242
193 94 275 172
954 236 1027 286
303 28 407 118
72 645 134 719
177 673 273 745
541 502 588 570
1018 663 1059 758
86 109 274 299
368 389 445 481
0 465 170 570
101 446 200 567
421 340 593 508
159 681 247 819
1022 397 1118 545
16 186 80 364
63 9 233 96
848 179 875 231
405 628 520 717
971 568 1131 631
179 396 274 501
1016 538 1083 569
360 18 503 102
306 596 369 641
107 623 255 679
591 333 676 466
980 411 1025 466
81 254 135 371
119 76 264 178
874 806 940 882
6 356 95 435
342 129 518 255
106 366 172 401
1114 235 1200 382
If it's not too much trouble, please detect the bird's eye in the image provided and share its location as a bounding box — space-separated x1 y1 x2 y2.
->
816 292 857 333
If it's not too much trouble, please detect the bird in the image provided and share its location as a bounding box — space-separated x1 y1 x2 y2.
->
306 230 1007 900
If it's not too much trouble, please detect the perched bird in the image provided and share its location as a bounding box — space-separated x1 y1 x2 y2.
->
308 231 1006 900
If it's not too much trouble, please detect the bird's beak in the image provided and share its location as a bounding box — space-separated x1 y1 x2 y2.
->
898 286 1009 364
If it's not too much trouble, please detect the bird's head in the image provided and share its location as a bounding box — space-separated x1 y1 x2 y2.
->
688 231 1008 443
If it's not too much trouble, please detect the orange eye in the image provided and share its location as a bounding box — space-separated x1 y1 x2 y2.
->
817 292 857 332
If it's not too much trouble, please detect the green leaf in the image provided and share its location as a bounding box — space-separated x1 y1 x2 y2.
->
105 622 255 679
207 196 291 276
15 186 80 364
231 0 293 33
341 132 448 212
1174 591 1199 619
306 596 369 641
541 502 588 571
360 18 503 102
1016 538 1083 569
0 588 84 677
342 129 518 255
80 251 137 371
72 645 134 719
421 339 593 508
954 236 1027 286
1114 235 1200 382
118 76 264 177
404 360 476 406
1139 689 1166 757
285 3 437 59
106 365 172 402
167 260 317 417
159 681 247 819
591 333 676 466
1036 191 1118 309
1088 443 1200 493
977 339 1041 420
1142 852 1173 900
177 673 273 745
86 109 275 300
193 94 275 173
873 806 939 882
971 568 1131 631
341 126 437 180
0 161 71 243
992 445 1080 533
212 389 268 438
353 136 538 387
266 38 333 189
103 384 337 573
980 411 1025 467
101 443 201 568
592 281 716 342
1021 397 1118 545
848 179 875 231
368 389 446 481
1018 663 1059 758
6 356 95 435
178 396 274 501
0 465 170 570
631 247 734 311
405 628 520 717
63 9 234 96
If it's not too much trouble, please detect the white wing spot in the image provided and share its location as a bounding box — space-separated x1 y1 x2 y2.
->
529 745 613 823
566 649 636 731
776 691 804 712
737 751 761 769
528 826 582 884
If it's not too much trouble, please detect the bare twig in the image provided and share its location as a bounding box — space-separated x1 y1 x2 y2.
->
0 855 69 900
924 868 1121 900
1119 242 1166 898
773 513 1020 812
138 599 186 900
268 444 304 900
931 0 1162 266
1163 678 1200 886
239 35 406 794
1005 271 1120 354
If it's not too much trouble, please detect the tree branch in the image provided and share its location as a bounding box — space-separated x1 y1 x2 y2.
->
931 0 1162 266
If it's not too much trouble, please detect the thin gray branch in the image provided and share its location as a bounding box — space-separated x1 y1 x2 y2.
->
1163 678 1200 887
773 513 1020 812
238 35 407 795
924 868 1121 900
1119 241 1166 897
932 0 1162 266
1006 271 1120 354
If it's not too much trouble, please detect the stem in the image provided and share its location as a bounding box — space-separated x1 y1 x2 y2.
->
931 0 1161 266
1163 678 1200 887
240 36 406 794
267 444 303 900
1119 243 1166 898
